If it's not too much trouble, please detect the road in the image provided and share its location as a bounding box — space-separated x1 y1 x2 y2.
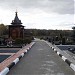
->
7 40 74 75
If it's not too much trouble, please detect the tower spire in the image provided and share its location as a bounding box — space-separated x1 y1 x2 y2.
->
15 9 18 16
15 11 17 16
11 11 22 25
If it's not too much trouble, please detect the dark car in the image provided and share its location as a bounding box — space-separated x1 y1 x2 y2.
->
68 47 75 54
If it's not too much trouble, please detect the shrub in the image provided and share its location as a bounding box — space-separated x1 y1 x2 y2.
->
66 41 73 45
15 37 32 45
23 38 31 44
62 37 66 45
40 37 43 40
15 38 23 44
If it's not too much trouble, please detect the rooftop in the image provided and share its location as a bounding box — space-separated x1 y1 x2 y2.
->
11 12 22 25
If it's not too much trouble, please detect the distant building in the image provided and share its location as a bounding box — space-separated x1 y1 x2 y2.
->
9 12 24 39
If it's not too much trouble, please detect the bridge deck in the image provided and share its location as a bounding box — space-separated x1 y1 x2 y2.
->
7 40 74 75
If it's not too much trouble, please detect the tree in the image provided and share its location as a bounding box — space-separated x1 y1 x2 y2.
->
72 27 75 43
62 37 66 45
0 24 8 37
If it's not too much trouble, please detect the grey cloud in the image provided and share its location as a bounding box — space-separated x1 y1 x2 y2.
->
0 0 74 14
37 0 74 14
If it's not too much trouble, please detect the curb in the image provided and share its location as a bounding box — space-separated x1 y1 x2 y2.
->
0 42 35 75
46 42 75 71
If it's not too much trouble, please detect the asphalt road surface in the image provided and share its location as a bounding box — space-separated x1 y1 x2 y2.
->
7 40 74 75
0 50 19 53
0 55 10 63
57 45 75 60
57 45 75 50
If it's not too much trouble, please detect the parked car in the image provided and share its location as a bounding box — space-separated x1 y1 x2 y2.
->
68 47 75 54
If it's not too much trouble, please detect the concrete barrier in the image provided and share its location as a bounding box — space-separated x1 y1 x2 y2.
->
0 67 9 75
0 42 35 75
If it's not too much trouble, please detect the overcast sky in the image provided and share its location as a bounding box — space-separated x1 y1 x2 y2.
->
0 0 74 30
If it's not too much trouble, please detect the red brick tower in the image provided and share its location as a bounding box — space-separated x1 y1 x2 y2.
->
9 12 24 39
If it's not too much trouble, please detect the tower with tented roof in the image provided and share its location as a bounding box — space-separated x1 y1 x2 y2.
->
9 12 24 39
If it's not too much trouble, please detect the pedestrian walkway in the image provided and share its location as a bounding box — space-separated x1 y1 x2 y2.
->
7 40 74 75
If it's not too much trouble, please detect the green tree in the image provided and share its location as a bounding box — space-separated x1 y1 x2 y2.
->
0 24 8 37
62 37 66 45
72 27 75 43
